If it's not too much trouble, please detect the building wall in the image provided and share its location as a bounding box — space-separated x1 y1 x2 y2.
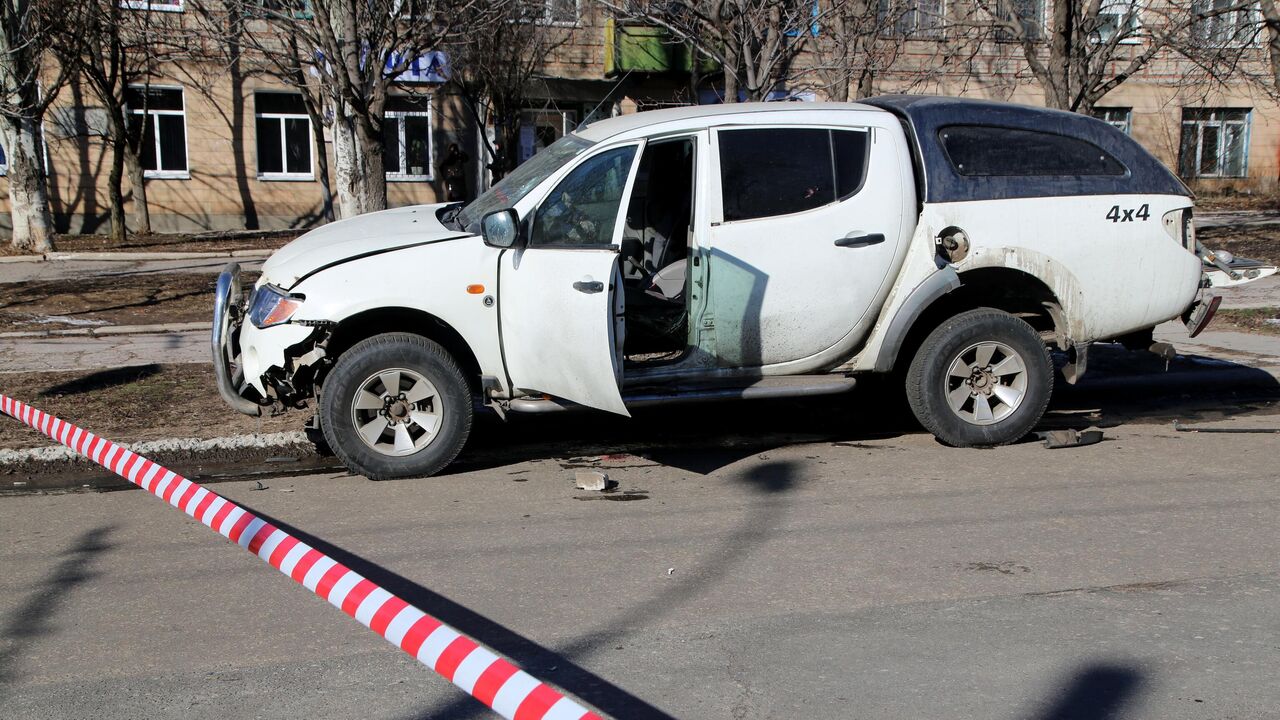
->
2 1 1277 237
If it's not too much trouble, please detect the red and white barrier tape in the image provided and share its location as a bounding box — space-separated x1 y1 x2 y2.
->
0 394 601 720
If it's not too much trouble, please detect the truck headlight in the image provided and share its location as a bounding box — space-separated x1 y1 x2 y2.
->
248 285 305 328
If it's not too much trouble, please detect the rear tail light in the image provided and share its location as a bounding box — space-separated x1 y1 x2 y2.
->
1162 207 1195 252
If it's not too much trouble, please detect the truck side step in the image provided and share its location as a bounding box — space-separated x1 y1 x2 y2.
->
508 375 858 414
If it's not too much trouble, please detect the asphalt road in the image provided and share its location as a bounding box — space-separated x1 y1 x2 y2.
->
2 406 1279 720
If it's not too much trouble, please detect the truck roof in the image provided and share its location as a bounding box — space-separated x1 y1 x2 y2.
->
574 101 883 142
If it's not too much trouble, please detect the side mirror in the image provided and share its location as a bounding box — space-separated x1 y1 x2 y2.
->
481 209 521 249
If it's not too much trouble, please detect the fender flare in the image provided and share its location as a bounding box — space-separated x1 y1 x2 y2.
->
872 266 961 373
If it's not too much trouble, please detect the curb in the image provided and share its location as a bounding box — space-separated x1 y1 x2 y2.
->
0 431 309 465
0 321 212 340
0 249 273 263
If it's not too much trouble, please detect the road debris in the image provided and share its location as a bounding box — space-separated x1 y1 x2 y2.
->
1035 428 1104 449
574 469 614 491
1173 420 1280 434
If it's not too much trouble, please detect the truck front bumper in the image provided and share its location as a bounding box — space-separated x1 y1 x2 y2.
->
213 263 264 416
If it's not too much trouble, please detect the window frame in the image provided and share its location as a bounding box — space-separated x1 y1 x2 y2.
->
1093 107 1133 135
128 84 190 180
994 0 1046 41
1191 0 1261 47
1180 108 1251 179
254 91 314 181
121 0 184 11
937 124 1129 178
878 0 946 39
1096 0 1142 44
0 141 6 176
527 141 644 250
384 96 434 183
517 0 579 26
713 124 874 225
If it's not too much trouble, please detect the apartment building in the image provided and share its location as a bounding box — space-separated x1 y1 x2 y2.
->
1 0 1276 236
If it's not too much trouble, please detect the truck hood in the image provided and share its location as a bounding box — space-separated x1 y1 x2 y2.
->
262 204 472 288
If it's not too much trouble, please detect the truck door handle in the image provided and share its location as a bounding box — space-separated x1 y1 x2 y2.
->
835 232 885 248
573 280 604 294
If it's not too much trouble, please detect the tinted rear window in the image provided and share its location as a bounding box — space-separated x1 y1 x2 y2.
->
719 128 870 222
939 125 1126 177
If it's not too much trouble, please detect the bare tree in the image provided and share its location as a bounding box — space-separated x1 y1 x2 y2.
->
805 0 923 101
52 0 185 243
211 0 491 218
1 0 75 251
604 0 828 102
966 0 1258 114
448 1 569 182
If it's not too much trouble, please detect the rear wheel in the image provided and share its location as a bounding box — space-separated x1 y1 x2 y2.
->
320 333 472 479
906 308 1052 447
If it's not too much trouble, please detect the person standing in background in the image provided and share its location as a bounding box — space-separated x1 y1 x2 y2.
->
440 143 469 201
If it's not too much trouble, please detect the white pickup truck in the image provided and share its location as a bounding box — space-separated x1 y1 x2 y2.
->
213 95 1243 479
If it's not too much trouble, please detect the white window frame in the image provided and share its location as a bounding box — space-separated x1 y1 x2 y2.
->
1097 0 1142 44
121 0 184 12
1181 109 1251 178
384 101 434 182
128 85 190 180
1192 0 1262 47
519 0 578 26
255 93 314 181
879 0 945 38
0 141 6 176
995 0 1046 41
1094 107 1132 134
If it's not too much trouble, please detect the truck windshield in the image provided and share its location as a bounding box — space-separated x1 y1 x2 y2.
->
457 134 596 234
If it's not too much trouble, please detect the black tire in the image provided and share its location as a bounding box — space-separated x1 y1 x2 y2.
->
319 333 472 479
905 308 1052 448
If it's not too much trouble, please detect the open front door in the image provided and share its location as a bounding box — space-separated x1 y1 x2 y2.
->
498 142 641 416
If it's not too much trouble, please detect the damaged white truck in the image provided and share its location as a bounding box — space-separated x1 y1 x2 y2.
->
213 95 1259 479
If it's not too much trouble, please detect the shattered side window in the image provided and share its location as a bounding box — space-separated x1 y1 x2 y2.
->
939 125 1127 177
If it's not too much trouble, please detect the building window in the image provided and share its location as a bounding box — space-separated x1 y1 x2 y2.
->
996 0 1045 40
878 0 944 37
1097 0 1140 42
520 109 576 164
255 92 312 180
121 0 183 11
1180 109 1250 178
518 0 577 24
0 141 6 176
1192 0 1259 46
1093 107 1132 134
126 86 188 178
383 95 433 181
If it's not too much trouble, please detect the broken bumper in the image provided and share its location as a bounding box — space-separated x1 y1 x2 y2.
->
212 263 264 416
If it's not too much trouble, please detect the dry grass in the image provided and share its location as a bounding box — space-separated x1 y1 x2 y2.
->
0 364 300 449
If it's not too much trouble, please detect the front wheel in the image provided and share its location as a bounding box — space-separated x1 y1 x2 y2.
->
320 333 472 479
905 308 1053 448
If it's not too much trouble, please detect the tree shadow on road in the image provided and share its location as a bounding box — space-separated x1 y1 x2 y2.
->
236 460 802 720
0 526 114 688
39 365 161 397
1030 662 1145 720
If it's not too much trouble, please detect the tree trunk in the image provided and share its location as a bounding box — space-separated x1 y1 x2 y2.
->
124 145 151 234
310 114 335 222
105 113 128 244
2 117 56 253
1261 0 1280 99
331 110 387 219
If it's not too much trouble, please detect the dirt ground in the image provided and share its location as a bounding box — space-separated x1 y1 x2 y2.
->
1196 191 1280 212
1215 307 1280 336
1196 224 1280 266
1 231 297 257
0 271 259 333
0 363 300 449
